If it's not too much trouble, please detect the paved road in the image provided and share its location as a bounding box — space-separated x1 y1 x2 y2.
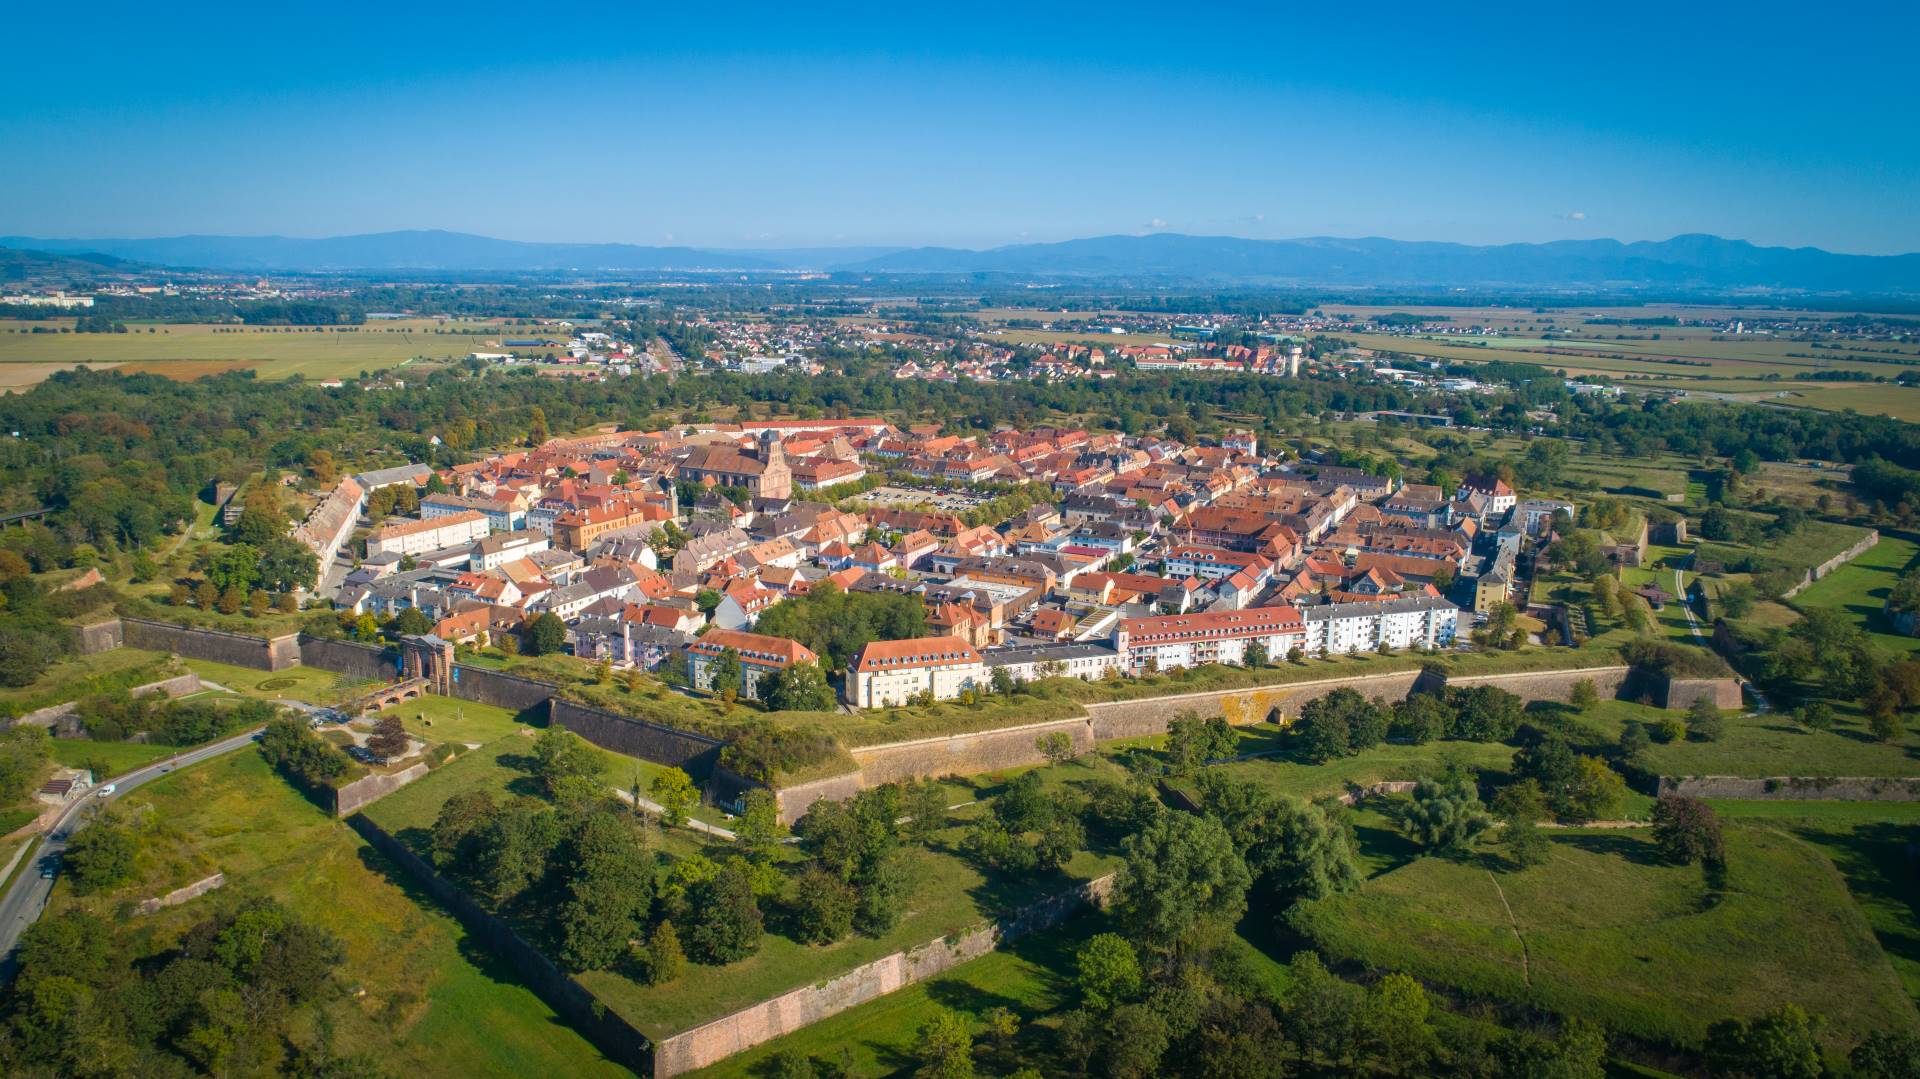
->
0 727 264 979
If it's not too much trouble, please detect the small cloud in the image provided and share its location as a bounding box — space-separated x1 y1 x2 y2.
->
1145 217 1168 230
661 232 676 242
1564 211 1588 221
1251 213 1266 223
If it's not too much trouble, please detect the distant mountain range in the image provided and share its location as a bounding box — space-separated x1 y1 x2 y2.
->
5 229 1918 293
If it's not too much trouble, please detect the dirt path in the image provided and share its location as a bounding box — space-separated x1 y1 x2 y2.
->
1487 870 1532 987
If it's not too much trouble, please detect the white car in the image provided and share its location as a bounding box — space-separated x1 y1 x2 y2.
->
95 784 117 798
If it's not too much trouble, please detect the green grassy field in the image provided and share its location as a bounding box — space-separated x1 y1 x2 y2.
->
365 735 1120 1042
48 736 178 779
1791 532 1920 654
182 656 368 705
1574 699 1920 780
0 320 496 384
1293 823 1918 1053
376 693 530 745
0 647 177 717
43 750 634 1077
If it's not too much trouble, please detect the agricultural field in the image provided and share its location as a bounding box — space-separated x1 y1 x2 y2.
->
1292 822 1917 1053
0 319 508 386
1326 317 1920 421
42 750 634 1078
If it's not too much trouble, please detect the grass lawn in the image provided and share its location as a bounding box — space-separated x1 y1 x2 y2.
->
1694 804 1920 1009
48 737 178 779
376 694 530 745
1292 823 1918 1053
43 750 633 1077
1792 532 1920 655
183 657 367 705
1573 699 1920 778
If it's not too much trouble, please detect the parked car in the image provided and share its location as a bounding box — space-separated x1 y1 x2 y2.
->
95 783 117 797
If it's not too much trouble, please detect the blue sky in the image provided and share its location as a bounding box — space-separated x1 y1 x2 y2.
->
3 1 1916 252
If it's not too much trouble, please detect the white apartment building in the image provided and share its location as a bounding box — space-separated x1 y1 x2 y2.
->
1300 595 1458 654
470 529 550 571
845 637 987 708
367 510 491 559
1113 606 1306 675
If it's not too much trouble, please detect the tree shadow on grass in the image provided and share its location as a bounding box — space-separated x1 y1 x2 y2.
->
1806 821 1920 974
924 977 1026 1019
1555 831 1664 867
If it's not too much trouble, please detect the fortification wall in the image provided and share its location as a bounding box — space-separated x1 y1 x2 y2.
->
549 698 724 777
773 771 866 825
347 816 655 1074
1658 775 1920 801
1782 529 1880 599
5 671 203 733
75 619 124 655
332 761 431 817
449 665 561 714
135 872 226 915
1658 677 1743 710
297 636 397 682
850 715 1097 789
1444 665 1632 704
121 618 300 671
651 874 1115 1077
1083 669 1428 739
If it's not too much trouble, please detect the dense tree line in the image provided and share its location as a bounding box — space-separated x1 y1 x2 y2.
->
0 900 380 1077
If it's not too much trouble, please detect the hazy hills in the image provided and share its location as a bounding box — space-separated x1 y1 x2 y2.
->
5 229 1918 293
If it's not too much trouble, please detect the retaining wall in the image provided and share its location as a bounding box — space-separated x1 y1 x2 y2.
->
347 816 655 1074
1658 775 1920 801
333 761 431 817
120 618 301 671
651 873 1115 1077
550 698 725 777
135 872 226 915
1782 529 1880 599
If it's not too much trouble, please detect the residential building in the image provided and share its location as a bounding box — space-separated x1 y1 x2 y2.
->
470 530 550 571
368 510 491 559
845 636 987 708
688 628 817 700
1113 606 1306 674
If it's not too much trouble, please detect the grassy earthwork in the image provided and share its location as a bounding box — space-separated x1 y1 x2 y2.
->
41 749 636 1077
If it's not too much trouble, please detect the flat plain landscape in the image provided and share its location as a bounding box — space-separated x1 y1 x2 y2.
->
0 318 507 385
